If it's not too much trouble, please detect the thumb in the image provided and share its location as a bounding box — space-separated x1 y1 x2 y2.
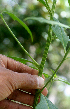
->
13 73 44 90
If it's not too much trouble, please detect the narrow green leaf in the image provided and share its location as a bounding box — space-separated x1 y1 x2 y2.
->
1 15 39 67
65 57 70 60
52 17 69 50
68 0 70 6
50 69 57 78
29 66 38 70
9 57 34 64
24 17 70 28
61 27 69 50
55 77 70 85
36 94 58 109
3 11 33 41
43 73 51 78
52 25 69 50
9 57 38 70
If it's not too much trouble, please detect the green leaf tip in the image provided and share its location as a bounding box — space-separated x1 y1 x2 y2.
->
43 73 51 78
2 11 33 42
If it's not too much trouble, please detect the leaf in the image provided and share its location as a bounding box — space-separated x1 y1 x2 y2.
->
55 77 70 85
50 69 57 78
68 0 70 6
43 73 51 78
3 11 33 41
25 16 69 50
1 14 39 67
24 17 70 28
52 25 69 51
36 94 58 109
35 94 48 109
29 66 38 70
52 17 69 50
9 57 39 70
65 57 70 60
45 96 58 109
9 57 34 64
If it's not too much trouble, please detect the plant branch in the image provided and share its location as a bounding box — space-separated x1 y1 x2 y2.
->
40 46 70 93
52 0 56 15
33 0 57 108
1 14 39 67
45 0 52 18
33 1 54 107
33 14 53 109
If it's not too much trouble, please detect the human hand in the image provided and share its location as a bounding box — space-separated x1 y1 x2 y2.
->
0 54 48 109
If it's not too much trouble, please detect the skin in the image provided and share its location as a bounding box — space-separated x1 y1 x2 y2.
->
0 54 48 109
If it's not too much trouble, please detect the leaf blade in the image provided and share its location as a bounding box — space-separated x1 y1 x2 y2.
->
4 11 33 41
43 73 51 78
52 17 69 50
52 25 69 51
25 17 70 28
25 17 69 50
36 94 58 109
35 94 48 109
8 56 35 64
45 96 58 109
55 77 70 85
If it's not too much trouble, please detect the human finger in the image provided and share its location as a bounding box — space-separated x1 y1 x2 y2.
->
0 66 44 101
41 75 48 96
16 74 46 95
22 87 48 96
0 99 32 109
7 87 48 106
8 90 34 106
0 54 38 75
41 87 48 96
13 72 44 89
19 89 36 95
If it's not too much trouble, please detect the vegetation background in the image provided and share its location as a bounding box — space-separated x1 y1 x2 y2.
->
0 0 70 108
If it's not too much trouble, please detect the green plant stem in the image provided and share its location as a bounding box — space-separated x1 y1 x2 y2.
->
52 0 56 15
1 14 39 67
39 25 52 77
33 1 54 108
33 47 70 99
45 0 52 18
40 46 70 93
33 0 57 107
33 22 52 109
33 89 41 109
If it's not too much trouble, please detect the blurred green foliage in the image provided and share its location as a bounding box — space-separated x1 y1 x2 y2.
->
0 0 70 109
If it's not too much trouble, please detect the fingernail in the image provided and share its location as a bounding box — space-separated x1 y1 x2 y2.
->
37 77 44 88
